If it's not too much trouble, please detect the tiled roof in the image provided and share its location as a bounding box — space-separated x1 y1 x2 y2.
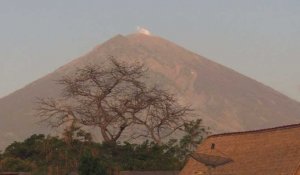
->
180 124 300 175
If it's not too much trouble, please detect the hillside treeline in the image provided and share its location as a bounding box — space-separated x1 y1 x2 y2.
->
0 119 206 175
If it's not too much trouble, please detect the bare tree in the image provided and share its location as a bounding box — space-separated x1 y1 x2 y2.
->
37 58 193 144
130 88 193 144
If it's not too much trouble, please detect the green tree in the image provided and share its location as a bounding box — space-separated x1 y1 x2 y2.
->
78 151 107 175
0 123 207 174
4 134 45 161
0 157 34 172
178 119 207 162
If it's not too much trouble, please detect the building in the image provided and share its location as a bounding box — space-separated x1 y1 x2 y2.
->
180 124 300 175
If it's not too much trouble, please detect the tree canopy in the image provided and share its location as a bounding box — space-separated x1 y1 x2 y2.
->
0 120 207 174
37 58 194 144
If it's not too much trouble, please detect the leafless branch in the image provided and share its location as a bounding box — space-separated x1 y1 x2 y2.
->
36 58 195 144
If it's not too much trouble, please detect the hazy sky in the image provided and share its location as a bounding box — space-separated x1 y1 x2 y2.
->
0 0 300 101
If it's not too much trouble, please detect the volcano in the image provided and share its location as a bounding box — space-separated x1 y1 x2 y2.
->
1 33 300 149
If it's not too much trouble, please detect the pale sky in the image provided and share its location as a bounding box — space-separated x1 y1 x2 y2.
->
0 0 300 101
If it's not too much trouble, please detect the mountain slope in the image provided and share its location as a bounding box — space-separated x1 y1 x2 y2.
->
1 33 300 149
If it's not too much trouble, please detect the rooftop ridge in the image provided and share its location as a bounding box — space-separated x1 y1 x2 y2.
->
208 123 300 138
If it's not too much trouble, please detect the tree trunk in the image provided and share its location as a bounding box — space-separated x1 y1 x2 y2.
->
100 127 111 142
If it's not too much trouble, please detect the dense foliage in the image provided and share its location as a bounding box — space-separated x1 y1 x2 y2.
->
0 119 206 174
78 151 107 175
